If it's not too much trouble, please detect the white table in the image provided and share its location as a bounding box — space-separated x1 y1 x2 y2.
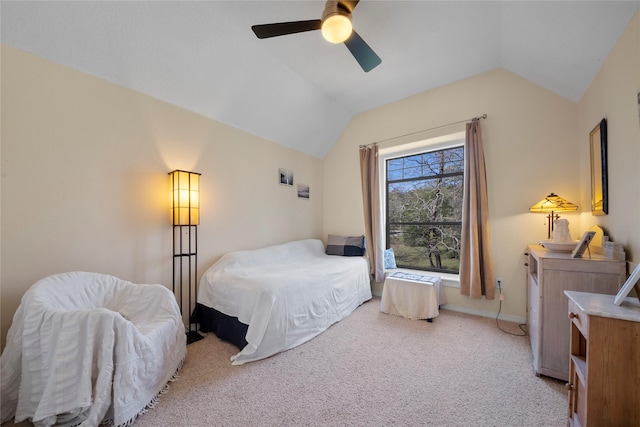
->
380 272 444 320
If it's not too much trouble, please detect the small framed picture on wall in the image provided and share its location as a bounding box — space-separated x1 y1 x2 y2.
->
297 184 310 199
279 168 293 186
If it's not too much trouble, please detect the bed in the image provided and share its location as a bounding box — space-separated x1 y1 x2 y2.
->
195 239 371 365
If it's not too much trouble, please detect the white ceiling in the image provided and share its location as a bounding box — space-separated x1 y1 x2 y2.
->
2 1 638 158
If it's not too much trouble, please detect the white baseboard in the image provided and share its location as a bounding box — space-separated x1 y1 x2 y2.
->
441 304 526 324
371 291 527 324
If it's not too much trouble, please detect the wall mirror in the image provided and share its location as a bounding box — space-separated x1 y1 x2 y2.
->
589 118 608 215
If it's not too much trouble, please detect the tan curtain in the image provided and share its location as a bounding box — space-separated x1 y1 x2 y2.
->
359 145 384 282
460 120 495 299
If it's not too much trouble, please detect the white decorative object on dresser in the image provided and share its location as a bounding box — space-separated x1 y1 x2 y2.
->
587 224 626 261
614 262 640 305
524 243 626 381
565 291 640 426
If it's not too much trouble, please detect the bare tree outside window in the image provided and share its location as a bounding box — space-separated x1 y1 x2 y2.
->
386 146 464 273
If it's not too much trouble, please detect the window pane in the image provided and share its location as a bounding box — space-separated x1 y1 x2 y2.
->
387 169 403 181
389 224 461 273
403 165 422 179
385 144 464 273
388 177 463 223
387 146 464 182
387 158 404 173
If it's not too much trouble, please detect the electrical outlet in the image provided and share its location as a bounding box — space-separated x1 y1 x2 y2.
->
496 278 502 289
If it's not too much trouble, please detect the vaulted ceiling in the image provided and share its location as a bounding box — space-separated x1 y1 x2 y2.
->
2 1 638 158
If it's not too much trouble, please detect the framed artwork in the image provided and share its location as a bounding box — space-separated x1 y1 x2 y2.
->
614 263 640 305
279 168 293 186
571 231 595 259
589 118 608 215
297 184 310 199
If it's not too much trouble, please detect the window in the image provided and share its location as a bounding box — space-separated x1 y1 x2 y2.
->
385 144 464 274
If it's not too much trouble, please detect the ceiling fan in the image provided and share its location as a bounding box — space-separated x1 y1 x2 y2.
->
251 0 381 72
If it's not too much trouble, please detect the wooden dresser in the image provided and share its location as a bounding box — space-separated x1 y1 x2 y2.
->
565 291 640 426
524 245 625 381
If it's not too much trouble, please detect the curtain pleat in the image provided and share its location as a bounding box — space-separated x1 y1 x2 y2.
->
359 145 384 282
460 121 495 299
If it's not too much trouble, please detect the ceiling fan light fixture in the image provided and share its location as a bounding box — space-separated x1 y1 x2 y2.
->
252 0 381 72
321 11 352 43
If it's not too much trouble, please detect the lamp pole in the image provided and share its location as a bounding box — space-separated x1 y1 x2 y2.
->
169 170 203 344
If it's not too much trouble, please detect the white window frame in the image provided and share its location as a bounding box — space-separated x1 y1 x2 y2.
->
379 131 465 287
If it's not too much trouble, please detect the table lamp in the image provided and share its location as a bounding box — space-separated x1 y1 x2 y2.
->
529 193 578 239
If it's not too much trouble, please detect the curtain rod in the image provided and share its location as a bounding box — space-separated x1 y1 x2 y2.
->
359 114 487 148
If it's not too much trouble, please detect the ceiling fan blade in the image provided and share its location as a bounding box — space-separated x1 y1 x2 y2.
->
339 0 360 13
344 30 381 72
252 20 322 39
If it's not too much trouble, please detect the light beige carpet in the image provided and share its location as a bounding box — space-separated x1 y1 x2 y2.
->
5 297 568 426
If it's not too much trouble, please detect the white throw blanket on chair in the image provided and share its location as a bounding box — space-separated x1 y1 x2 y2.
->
1 272 186 427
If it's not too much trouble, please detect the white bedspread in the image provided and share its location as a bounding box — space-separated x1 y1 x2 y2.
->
198 239 372 365
0 272 186 426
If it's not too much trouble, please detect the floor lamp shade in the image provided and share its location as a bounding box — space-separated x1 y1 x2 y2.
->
169 170 200 226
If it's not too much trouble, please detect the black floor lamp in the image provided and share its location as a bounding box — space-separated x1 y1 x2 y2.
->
169 170 204 344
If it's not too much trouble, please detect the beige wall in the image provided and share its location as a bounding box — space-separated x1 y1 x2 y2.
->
324 9 640 321
577 9 640 265
1 45 324 348
324 67 581 321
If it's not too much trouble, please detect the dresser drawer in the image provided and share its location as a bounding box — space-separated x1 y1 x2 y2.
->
568 299 588 337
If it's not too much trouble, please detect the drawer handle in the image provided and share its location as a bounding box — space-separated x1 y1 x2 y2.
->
565 382 574 391
524 263 529 267
569 312 578 320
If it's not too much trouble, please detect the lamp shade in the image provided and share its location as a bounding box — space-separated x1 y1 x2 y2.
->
529 193 578 213
169 170 200 225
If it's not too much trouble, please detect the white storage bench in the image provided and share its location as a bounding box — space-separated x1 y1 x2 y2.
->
380 271 445 321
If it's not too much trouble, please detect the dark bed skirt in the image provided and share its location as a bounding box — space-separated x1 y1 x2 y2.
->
193 303 249 350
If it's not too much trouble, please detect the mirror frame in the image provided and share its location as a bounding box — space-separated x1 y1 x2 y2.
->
589 118 608 215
